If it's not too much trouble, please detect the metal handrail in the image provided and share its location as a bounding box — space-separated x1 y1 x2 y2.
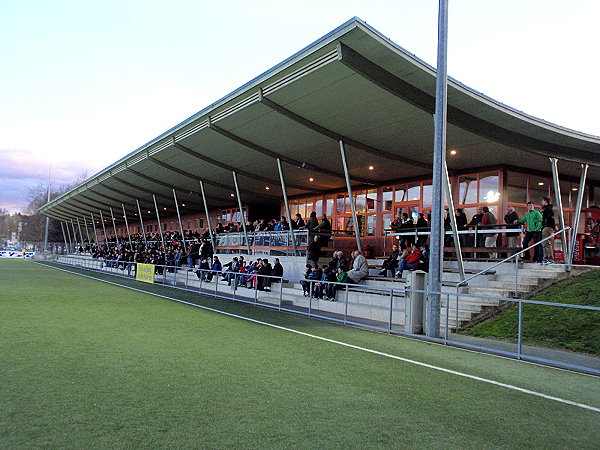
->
457 227 570 287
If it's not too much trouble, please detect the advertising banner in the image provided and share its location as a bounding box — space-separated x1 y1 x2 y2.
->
136 263 155 284
0 251 35 259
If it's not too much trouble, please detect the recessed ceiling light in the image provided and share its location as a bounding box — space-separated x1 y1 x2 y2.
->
450 150 457 155
230 193 235 197
538 182 544 186
147 211 151 214
163 207 167 210
265 186 270 190
368 165 374 170
309 177 314 182
181 203 185 207
572 188 578 191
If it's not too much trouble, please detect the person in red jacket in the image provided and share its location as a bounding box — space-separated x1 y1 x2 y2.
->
395 244 421 278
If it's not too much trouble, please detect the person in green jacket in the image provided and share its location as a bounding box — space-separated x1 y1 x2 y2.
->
516 202 543 262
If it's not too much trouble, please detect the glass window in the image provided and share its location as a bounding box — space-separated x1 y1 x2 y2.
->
422 183 432 209
326 197 334 216
336 194 346 215
382 213 392 233
406 183 421 202
335 217 344 232
462 207 477 224
367 215 376 236
367 189 377 212
383 187 393 211
290 200 299 217
479 173 500 204
529 177 549 205
507 171 528 204
315 199 323 216
298 201 306 219
459 175 477 205
355 191 367 214
395 186 406 203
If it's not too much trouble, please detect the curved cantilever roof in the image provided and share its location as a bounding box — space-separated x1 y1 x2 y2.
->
40 17 600 224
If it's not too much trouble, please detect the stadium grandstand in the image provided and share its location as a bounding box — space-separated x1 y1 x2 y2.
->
37 17 600 372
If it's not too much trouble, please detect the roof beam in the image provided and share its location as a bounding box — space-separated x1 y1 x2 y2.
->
258 88 431 170
208 119 370 186
172 139 314 194
146 156 271 201
337 42 598 166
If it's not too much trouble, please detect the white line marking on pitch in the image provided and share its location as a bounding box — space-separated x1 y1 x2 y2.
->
39 262 600 414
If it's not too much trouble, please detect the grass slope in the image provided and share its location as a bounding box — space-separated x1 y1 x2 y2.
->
1 260 600 448
463 270 600 354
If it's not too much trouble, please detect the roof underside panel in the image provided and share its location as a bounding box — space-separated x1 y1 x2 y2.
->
40 19 600 221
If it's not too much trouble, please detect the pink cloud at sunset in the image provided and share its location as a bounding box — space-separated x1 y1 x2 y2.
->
0 148 101 213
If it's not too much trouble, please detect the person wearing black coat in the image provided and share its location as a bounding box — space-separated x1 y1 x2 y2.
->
378 244 401 277
541 197 556 262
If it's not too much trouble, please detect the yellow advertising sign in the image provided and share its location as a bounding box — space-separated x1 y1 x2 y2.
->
136 263 155 284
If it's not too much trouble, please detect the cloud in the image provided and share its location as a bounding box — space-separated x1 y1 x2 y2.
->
0 148 100 213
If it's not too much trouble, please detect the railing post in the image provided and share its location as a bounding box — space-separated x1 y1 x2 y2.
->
517 301 523 359
344 284 349 324
388 289 394 333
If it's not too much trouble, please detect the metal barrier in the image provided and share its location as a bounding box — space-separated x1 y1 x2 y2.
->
51 254 600 375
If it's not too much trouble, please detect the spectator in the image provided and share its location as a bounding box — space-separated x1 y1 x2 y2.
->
307 236 321 268
205 256 222 282
314 214 332 247
346 250 369 284
264 258 283 291
481 206 498 258
517 202 543 263
504 206 520 249
292 213 305 229
301 265 322 297
378 244 401 277
395 244 421 278
541 197 556 264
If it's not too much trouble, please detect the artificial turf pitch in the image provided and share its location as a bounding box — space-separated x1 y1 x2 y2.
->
1 259 599 448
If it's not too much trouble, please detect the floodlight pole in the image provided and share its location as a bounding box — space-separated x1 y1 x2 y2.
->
276 157 297 256
109 207 119 246
339 140 362 252
232 171 252 254
43 165 51 252
60 222 69 254
199 180 216 254
153 194 166 252
444 162 465 282
567 164 588 268
427 0 449 338
550 158 567 259
99 210 109 247
136 200 148 247
122 204 133 249
172 189 187 253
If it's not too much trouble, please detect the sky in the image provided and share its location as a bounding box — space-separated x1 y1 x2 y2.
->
1 0 599 213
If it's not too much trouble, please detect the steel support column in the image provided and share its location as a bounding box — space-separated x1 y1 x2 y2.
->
70 220 79 249
60 222 69 253
153 195 166 251
83 217 92 245
64 220 73 252
136 200 148 247
276 158 297 256
99 211 108 246
427 0 449 338
122 204 133 248
232 171 251 254
76 217 84 244
109 207 119 245
567 164 588 267
444 162 465 281
550 158 567 258
199 181 216 254
90 213 99 243
339 140 362 252
173 189 187 253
